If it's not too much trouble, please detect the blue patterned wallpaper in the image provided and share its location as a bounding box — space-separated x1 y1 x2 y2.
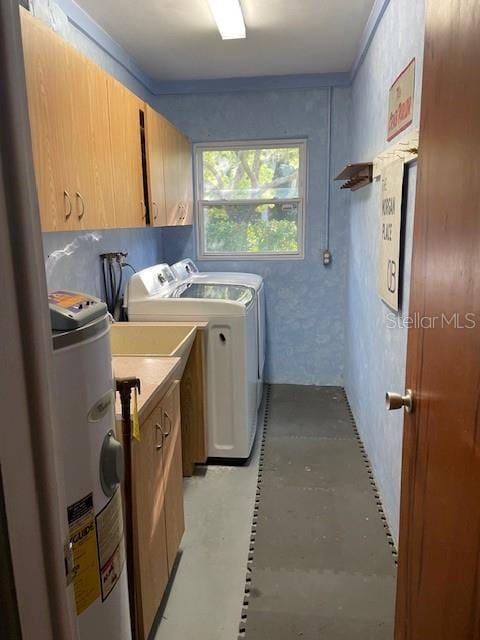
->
344 0 425 543
43 228 163 298
157 88 351 385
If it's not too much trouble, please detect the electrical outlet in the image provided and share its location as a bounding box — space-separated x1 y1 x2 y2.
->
323 250 332 266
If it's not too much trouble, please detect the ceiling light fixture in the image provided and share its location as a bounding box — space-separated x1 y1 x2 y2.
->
207 0 246 40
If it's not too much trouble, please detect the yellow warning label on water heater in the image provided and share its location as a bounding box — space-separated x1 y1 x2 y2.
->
96 489 125 601
67 493 101 615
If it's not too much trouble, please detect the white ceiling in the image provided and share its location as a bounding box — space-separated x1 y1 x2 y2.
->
75 0 375 82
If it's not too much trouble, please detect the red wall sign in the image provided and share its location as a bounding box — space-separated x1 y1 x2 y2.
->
387 59 415 142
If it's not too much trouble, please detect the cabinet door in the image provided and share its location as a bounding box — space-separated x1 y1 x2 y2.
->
68 51 115 229
163 121 193 226
178 132 194 225
161 381 185 571
180 331 208 476
108 79 146 228
133 404 169 639
20 9 73 231
21 9 116 231
145 106 167 227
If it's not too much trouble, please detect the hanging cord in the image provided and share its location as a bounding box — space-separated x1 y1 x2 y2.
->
117 257 137 320
102 258 110 311
100 252 135 319
113 257 124 322
109 260 116 313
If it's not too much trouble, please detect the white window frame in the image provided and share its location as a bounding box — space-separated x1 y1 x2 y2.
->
195 139 307 261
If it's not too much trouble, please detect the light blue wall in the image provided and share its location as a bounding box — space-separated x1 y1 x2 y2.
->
157 88 351 385
344 0 425 543
43 228 163 298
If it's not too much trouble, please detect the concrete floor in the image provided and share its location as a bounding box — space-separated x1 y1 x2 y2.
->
153 406 263 640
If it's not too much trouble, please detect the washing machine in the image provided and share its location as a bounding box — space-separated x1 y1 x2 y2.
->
125 265 259 459
171 259 265 408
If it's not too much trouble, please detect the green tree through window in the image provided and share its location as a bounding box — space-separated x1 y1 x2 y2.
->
196 141 306 258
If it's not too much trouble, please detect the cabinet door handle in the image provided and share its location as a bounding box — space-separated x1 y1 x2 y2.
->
141 200 147 221
153 202 158 221
76 192 85 219
155 423 164 450
162 410 172 437
64 190 72 219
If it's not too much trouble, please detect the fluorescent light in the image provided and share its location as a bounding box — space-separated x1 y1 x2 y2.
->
207 0 246 40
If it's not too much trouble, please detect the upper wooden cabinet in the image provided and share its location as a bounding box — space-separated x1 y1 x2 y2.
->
21 9 73 231
21 8 193 231
21 9 119 231
145 106 167 227
107 78 146 228
69 53 115 230
145 107 193 227
163 120 194 226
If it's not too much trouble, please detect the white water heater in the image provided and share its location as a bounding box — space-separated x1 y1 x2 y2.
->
49 291 131 640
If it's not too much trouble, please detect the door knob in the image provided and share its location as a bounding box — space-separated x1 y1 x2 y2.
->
386 389 413 413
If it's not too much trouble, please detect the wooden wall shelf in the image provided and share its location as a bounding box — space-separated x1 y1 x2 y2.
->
334 163 373 191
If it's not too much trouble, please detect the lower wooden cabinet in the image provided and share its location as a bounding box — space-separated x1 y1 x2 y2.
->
131 380 184 639
180 330 208 476
161 381 185 571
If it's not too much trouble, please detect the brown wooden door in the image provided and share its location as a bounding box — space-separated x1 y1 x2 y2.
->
145 105 167 227
395 1 480 638
108 79 146 228
161 381 185 571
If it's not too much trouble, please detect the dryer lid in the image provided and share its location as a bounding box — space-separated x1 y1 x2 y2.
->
171 282 255 306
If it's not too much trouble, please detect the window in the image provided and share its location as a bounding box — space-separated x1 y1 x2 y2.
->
195 140 306 259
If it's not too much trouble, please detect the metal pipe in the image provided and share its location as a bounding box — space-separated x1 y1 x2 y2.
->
324 86 333 264
116 376 141 640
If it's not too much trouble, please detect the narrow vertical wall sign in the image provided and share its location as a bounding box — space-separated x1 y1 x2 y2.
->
387 59 415 141
379 159 404 310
